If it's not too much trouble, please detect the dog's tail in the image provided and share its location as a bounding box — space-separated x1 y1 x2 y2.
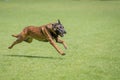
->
11 34 19 38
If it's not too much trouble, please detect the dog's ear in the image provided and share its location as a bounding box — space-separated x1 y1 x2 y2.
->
58 19 61 24
52 24 57 31
52 24 56 29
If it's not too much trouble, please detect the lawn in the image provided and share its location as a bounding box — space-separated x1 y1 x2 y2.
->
0 0 120 80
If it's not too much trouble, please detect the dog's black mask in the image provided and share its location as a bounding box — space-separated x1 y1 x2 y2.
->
52 20 66 37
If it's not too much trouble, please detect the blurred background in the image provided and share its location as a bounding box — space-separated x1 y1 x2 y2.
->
0 0 120 80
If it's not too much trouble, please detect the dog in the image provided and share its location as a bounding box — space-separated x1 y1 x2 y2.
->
8 20 67 55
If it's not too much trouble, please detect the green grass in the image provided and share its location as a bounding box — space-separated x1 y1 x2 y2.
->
0 0 120 80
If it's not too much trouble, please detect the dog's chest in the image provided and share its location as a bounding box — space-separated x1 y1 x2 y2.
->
50 31 58 39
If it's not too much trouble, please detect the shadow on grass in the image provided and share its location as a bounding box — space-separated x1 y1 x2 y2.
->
4 54 64 60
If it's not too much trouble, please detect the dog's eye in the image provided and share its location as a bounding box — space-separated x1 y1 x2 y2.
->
60 26 62 28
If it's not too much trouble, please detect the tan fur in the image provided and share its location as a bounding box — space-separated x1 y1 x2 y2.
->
8 23 67 55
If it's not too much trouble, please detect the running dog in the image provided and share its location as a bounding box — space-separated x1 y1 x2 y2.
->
8 20 67 55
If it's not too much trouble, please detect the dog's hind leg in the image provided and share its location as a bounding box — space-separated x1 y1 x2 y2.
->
8 36 25 49
8 27 29 49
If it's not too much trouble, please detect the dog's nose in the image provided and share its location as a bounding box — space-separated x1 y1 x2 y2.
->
64 31 67 34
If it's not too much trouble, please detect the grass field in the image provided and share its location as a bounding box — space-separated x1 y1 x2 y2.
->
0 0 120 80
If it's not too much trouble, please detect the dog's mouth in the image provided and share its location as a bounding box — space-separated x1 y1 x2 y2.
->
60 34 64 37
56 30 66 37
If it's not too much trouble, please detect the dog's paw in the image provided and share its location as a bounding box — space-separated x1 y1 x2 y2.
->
65 47 67 49
8 46 12 49
61 53 66 56
64 45 67 49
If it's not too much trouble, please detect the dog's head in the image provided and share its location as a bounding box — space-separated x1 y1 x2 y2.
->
52 20 66 37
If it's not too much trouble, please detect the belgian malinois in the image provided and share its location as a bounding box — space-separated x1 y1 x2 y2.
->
8 20 67 55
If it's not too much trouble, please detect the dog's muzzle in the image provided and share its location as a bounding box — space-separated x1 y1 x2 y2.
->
63 30 67 36
56 29 66 37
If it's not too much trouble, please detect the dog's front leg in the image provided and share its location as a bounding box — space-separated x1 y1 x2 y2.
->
48 38 65 55
56 37 67 49
42 27 65 55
